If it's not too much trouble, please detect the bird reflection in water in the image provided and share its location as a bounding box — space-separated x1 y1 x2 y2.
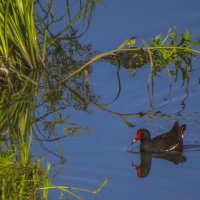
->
132 152 186 178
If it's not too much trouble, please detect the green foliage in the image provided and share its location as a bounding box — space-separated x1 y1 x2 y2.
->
149 28 200 75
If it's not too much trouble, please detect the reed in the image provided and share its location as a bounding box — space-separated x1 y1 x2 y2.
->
0 0 43 69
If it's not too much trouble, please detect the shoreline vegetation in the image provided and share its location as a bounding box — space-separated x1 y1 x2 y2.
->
0 0 200 199
0 0 106 199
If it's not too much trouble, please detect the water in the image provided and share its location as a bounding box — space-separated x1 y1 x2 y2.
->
50 65 200 200
36 1 200 199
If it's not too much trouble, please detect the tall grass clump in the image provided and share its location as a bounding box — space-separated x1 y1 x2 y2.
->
0 0 43 70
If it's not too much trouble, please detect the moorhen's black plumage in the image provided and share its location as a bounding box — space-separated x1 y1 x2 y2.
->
132 122 186 153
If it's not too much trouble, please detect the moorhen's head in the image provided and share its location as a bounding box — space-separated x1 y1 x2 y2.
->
132 129 151 144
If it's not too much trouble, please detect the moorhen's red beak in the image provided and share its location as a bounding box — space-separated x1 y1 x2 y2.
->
132 132 140 145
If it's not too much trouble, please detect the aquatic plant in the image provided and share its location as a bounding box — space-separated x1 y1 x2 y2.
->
61 28 200 83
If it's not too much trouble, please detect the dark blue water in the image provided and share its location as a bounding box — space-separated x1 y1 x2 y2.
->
37 1 200 199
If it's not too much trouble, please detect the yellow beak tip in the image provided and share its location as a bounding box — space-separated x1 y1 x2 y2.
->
132 139 137 144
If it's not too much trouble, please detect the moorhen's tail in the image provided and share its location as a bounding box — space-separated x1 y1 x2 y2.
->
172 121 186 140
172 121 186 134
178 123 186 144
180 124 186 132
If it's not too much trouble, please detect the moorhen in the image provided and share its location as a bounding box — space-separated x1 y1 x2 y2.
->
132 122 186 153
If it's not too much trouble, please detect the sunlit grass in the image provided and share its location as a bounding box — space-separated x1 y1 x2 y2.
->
0 0 43 69
0 0 44 90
